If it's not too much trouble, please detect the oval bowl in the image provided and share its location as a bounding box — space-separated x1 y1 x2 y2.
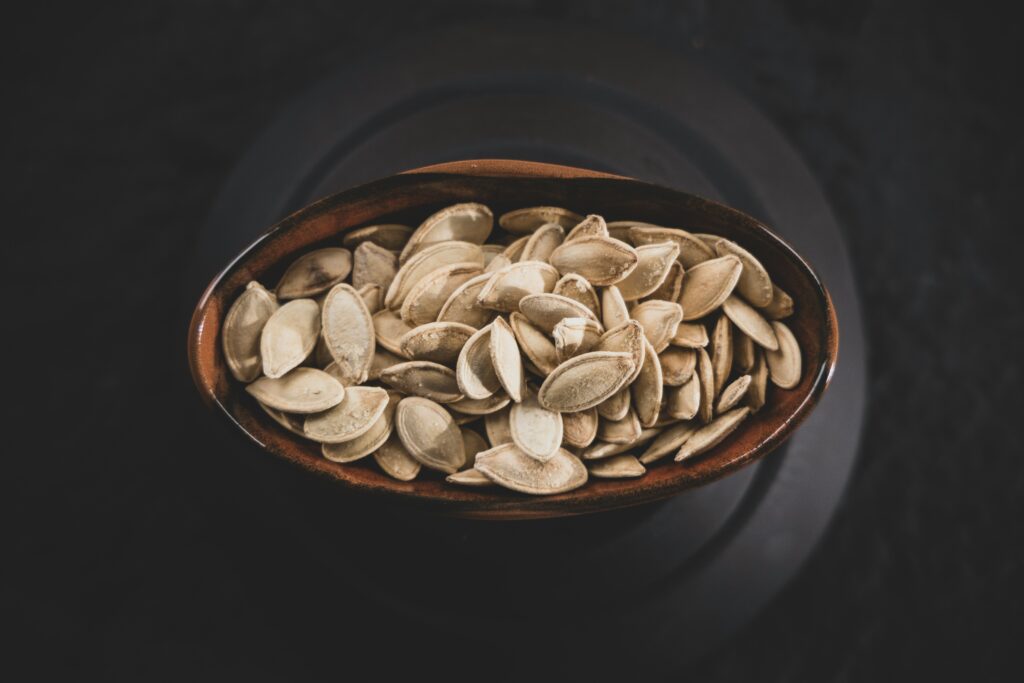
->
188 159 838 520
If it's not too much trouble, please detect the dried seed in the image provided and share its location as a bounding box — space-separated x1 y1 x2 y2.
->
446 469 493 487
510 390 564 462
304 385 390 444
747 350 768 411
696 347 715 423
258 401 306 436
356 283 384 314
721 294 779 351
367 347 404 381
275 248 352 299
322 390 398 462
352 241 398 291
395 396 465 473
456 324 501 399
474 444 587 495
678 255 743 321
643 261 684 303
670 322 709 348
628 226 715 268
564 214 610 241
436 272 499 329
711 315 733 394
374 433 421 481
714 239 773 307
594 320 646 384
502 234 530 261
509 312 559 376
759 284 795 320
553 273 601 318
372 309 414 356
400 261 484 326
667 373 701 421
605 220 648 242
380 360 464 403
538 351 635 412
399 321 476 366
615 241 680 300
245 367 345 413
448 391 512 416
384 241 484 310
716 374 752 413
342 224 413 251
461 428 490 469
260 298 321 378
476 261 559 312
482 244 505 266
765 321 802 389
553 317 603 362
600 285 631 330
639 421 698 464
499 206 583 234
598 408 642 444
400 202 493 262
733 330 756 373
631 300 683 352
519 222 565 262
597 385 631 421
490 316 524 402
549 236 639 286
588 454 646 479
561 407 599 448
484 406 513 446
519 293 598 333
674 407 751 461
222 281 278 382
322 283 375 385
631 338 663 427
693 233 722 249
659 347 696 386
582 428 661 460
485 253 513 273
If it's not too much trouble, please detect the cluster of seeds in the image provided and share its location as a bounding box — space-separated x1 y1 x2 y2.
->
222 204 802 495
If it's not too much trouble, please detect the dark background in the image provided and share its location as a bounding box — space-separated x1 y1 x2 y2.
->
9 1 1022 680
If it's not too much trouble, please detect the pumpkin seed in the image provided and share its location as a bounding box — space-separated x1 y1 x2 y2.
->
588 454 646 478
716 374 752 413
352 241 398 292
510 390 564 462
476 261 559 312
631 338 663 427
395 396 465 473
631 300 683 352
564 214 610 242
258 401 306 436
615 241 680 300
747 350 768 411
667 373 701 421
561 407 599 448
519 222 565 262
474 444 587 495
605 220 647 242
582 428 661 460
502 234 530 261
519 293 598 333
594 320 646 384
436 272 499 328
759 283 795 320
245 367 345 413
598 408 642 444
600 285 631 330
322 283 375 385
446 468 493 487
400 261 484 326
660 347 696 386
549 236 639 286
367 347 404 381
499 206 583 234
260 298 321 378
643 260 684 303
372 309 414 356
380 360 464 403
400 202 493 262
222 281 278 382
374 433 421 481
448 391 512 416
321 390 398 461
399 321 476 366
596 385 631 421
639 421 698 464
710 314 733 395
733 330 756 373
553 273 601 318
713 239 773 307
674 407 751 461
342 224 413 251
765 321 802 389
553 317 603 362
482 244 505 266
538 351 635 412
356 283 384 314
722 295 779 351
484 406 513 446
489 316 524 402
509 312 559 376
461 428 490 469
485 253 512 273
456 324 501 399
696 347 715 423
678 255 743 321
304 385 390 443
670 322 709 348
384 241 484 310
628 226 715 268
275 247 352 299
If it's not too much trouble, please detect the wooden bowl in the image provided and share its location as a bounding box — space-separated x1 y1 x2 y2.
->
188 159 838 520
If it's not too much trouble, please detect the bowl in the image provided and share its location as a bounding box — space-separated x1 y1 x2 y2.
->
188 159 838 519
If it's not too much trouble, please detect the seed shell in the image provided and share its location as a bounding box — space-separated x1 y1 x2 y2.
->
476 261 560 313
395 396 465 473
678 255 743 321
456 324 502 399
510 390 564 462
588 455 646 479
245 367 345 414
474 444 587 495
489 316 524 402
615 241 680 300
380 361 464 403
722 295 779 350
275 248 352 300
399 321 477 366
765 321 802 389
538 351 635 412
222 281 278 382
374 433 421 481
499 206 583 234
260 298 321 378
714 239 773 307
674 407 751 461
304 385 390 444
322 283 375 385
549 236 639 286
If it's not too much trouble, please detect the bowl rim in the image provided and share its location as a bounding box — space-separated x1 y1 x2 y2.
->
188 159 838 519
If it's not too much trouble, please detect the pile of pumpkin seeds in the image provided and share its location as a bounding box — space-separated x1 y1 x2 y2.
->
223 203 802 495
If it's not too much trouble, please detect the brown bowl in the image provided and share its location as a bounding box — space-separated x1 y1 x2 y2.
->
188 159 838 520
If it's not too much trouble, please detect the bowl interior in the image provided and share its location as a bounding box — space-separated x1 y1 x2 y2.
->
188 161 837 519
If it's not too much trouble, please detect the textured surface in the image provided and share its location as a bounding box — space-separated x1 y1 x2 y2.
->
8 1 1022 680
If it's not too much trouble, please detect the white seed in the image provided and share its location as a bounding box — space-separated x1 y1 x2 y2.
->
759 283 795 320
631 300 683 353
322 390 398 462
600 285 631 330
564 214 610 241
260 298 320 378
722 295 779 350
484 406 513 447
519 222 565 262
322 283 375 385
510 390 564 462
400 261 484 326
461 428 490 469
374 433 421 481
400 202 493 262
659 347 696 386
696 347 715 423
509 312 560 376
456 324 501 399
343 224 413 251
678 255 743 321
446 469 493 487
538 351 635 412
598 408 642 444
395 396 465 473
275 248 352 299
628 225 715 268
489 316 524 402
561 407 599 448
352 241 398 292
476 261 559 313
596 385 631 421
716 374 752 413
399 321 476 366
714 238 773 307
588 455 646 479
674 407 751 461
710 314 733 395
519 293 599 333
356 283 384 314
372 309 414 356
474 444 587 495
245 367 344 414
549 236 639 286
582 428 661 460
222 281 278 382
615 241 680 300
639 421 698 464
643 260 684 303
380 360 464 403
304 385 390 444
436 272 499 328
670 322 709 349
631 338 663 428
553 273 601 318
594 320 646 384
384 241 484 310
499 206 583 234
553 317 603 362
667 373 701 421
765 321 802 389
747 349 768 411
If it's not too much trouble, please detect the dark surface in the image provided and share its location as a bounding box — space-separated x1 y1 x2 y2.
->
8 1 1023 681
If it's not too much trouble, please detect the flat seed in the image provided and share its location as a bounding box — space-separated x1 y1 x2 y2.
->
564 214 610 242
475 444 587 495
632 338 663 427
342 224 413 251
747 350 769 411
553 317 603 362
356 283 384 314
519 222 565 262
246 367 345 413
660 347 696 386
722 295 779 351
395 396 465 473
258 401 306 436
538 351 635 412
639 421 698 464
765 321 802 389
600 285 631 330
667 373 701 420
596 385 631 421
476 261 559 312
461 428 490 469
399 321 476 366
490 316 524 402
510 390 564 461
367 347 404 381
643 261 684 303
322 283 375 385
276 248 352 299
605 220 649 243
594 320 646 383
352 242 398 292
696 347 715 423
448 392 512 416
553 273 600 318
670 322 709 348
400 202 493 262
711 314 733 394
304 385 390 444
582 428 661 460
588 454 646 479
714 239 773 307
628 226 715 268
759 284 795 320
519 293 598 334
222 281 278 382
499 206 583 234
384 241 485 310
615 241 680 300
456 324 502 399
733 331 756 373
598 408 641 444
436 272 499 328
380 360 464 403
678 255 743 321
400 261 484 326
484 406 513 446
509 312 559 376
674 407 751 461
561 407 599 448
631 300 683 352
549 236 639 286
485 253 513 273
482 244 505 266
322 390 398 461
502 235 530 262
260 298 320 378
693 233 722 249
374 433 421 481
716 374 752 413
372 309 414 356
446 469 493 487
